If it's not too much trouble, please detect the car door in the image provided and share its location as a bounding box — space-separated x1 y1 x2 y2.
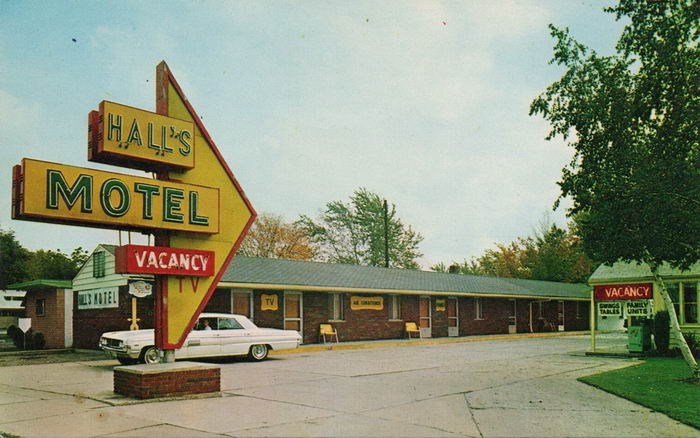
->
216 316 251 356
181 317 221 358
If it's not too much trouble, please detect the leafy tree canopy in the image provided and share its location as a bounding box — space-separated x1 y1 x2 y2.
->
431 218 595 283
0 229 30 289
298 188 423 269
530 0 700 271
0 228 87 288
530 0 699 375
239 213 316 260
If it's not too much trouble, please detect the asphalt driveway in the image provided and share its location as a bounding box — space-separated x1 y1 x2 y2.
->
0 333 696 437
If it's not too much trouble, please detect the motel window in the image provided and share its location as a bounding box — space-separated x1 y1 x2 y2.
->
329 293 345 321
93 251 105 278
665 282 698 324
36 299 45 317
475 297 483 320
388 295 401 320
685 283 698 324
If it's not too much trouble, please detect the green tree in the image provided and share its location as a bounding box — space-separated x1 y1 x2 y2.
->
239 213 316 260
433 220 594 283
0 229 30 289
298 188 423 269
25 249 82 280
530 0 699 376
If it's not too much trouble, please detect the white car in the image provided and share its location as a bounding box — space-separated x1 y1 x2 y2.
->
99 313 302 365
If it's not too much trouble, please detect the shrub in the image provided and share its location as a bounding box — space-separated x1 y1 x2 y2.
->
653 311 670 355
32 332 46 350
8 325 26 349
6 324 19 340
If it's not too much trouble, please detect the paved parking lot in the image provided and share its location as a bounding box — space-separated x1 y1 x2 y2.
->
0 333 697 437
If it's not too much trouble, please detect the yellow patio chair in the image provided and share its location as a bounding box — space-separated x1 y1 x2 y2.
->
405 322 421 339
320 324 339 343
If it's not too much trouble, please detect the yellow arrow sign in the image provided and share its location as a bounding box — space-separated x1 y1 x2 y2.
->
153 62 256 349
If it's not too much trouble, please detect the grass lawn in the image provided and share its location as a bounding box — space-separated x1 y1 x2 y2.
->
579 357 700 430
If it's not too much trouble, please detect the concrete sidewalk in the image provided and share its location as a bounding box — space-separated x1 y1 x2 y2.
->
0 333 696 437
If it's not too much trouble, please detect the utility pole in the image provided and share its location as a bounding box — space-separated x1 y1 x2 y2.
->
383 199 389 268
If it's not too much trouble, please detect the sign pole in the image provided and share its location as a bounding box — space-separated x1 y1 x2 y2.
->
590 293 596 352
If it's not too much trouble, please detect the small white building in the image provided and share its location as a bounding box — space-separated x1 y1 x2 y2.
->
0 290 26 329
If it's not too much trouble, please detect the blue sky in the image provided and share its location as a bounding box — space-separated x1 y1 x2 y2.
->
0 1 625 268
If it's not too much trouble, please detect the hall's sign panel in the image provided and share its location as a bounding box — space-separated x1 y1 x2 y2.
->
350 296 383 310
115 244 215 277
88 101 195 170
78 287 119 309
12 158 219 234
594 283 652 301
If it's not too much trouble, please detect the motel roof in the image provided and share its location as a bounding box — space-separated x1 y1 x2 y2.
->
220 256 590 300
8 279 72 290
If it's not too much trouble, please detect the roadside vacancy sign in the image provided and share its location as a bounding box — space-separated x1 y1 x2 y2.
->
593 283 652 301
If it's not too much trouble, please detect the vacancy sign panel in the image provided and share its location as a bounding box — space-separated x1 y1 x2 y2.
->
115 244 215 277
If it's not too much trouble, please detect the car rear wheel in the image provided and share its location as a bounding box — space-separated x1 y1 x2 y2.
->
140 346 159 364
248 344 268 361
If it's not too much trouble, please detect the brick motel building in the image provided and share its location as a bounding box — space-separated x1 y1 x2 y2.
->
13 245 591 349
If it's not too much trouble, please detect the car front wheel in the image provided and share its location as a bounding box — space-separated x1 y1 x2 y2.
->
248 344 268 361
140 346 159 364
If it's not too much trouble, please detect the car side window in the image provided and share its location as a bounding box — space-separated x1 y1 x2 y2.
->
218 318 244 330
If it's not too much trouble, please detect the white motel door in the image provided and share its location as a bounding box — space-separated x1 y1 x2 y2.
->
447 297 459 337
419 296 432 338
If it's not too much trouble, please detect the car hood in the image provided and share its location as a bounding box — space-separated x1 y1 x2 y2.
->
101 329 154 342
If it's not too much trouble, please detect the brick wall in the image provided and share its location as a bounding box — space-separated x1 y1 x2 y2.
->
114 365 220 399
301 293 407 344
564 301 590 331
204 288 231 313
25 288 64 349
458 297 511 335
254 290 284 329
73 286 155 349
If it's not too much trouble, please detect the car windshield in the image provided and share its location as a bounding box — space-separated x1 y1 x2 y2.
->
218 317 244 330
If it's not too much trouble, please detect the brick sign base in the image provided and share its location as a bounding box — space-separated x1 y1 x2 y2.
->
114 362 220 399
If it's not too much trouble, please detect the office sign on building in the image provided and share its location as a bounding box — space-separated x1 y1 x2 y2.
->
598 301 623 317
350 296 383 310
626 300 653 317
78 287 119 309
